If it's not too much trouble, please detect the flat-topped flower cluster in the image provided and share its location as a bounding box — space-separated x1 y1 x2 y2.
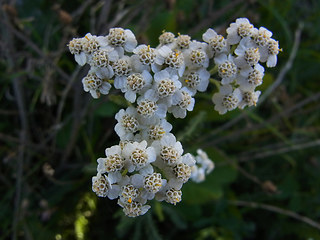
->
68 18 279 217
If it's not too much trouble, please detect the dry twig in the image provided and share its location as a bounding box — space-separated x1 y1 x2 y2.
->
229 200 320 231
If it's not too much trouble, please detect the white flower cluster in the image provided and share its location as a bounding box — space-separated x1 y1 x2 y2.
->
68 18 280 217
208 18 281 114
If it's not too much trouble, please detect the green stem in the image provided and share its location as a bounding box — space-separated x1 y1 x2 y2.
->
209 64 218 75
210 78 221 90
121 168 128 176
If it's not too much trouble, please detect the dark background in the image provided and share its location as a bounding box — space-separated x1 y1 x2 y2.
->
1 0 320 239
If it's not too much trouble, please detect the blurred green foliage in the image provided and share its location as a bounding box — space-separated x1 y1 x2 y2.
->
1 0 320 239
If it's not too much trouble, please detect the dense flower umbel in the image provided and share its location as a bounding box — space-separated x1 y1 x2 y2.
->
68 19 280 217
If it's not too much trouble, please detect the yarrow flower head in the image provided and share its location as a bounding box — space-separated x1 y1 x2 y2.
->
155 46 185 76
139 117 172 143
237 64 264 91
92 172 123 199
118 200 151 217
169 87 195 118
158 31 176 47
115 107 140 140
226 18 254 44
152 133 183 167
69 18 280 217
82 70 111 99
123 140 156 172
191 149 215 183
117 70 153 103
183 41 209 69
234 37 260 69
172 153 195 183
202 28 229 57
215 54 238 85
181 68 210 95
212 84 242 114
176 34 191 49
107 27 137 53
97 145 124 174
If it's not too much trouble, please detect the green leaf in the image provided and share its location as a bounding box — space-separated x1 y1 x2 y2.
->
94 101 119 117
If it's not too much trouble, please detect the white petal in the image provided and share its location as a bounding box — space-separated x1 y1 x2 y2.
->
114 76 126 90
106 145 121 156
151 63 162 73
108 172 122 184
100 82 111 94
154 69 170 82
233 88 243 102
114 123 126 138
171 91 181 105
178 65 186 77
124 29 137 52
219 84 233 95
214 104 227 115
146 147 156 163
141 70 153 84
131 174 144 188
156 103 167 118
139 164 154 175
124 40 137 52
127 164 135 173
97 158 106 174
202 28 217 42
214 53 228 65
227 33 241 45
197 77 209 92
124 90 136 103
162 120 172 132
133 44 147 54
267 55 277 67
144 89 158 101
187 98 195 111
108 185 120 199
158 45 171 58
172 107 186 118
108 65 115 77
221 77 234 85
259 46 269 62
168 178 183 190
75 52 87 66
255 63 265 73
234 57 248 69
182 153 196 166
259 27 273 38
108 49 119 62
240 67 252 77
90 90 99 99
140 205 151 215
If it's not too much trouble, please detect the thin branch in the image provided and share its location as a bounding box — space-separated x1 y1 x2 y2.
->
97 0 112 33
3 19 70 82
188 0 245 35
106 8 130 31
60 81 89 164
71 0 95 20
214 147 263 186
237 139 320 163
1 9 29 240
229 200 320 231
55 65 82 126
0 132 63 153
